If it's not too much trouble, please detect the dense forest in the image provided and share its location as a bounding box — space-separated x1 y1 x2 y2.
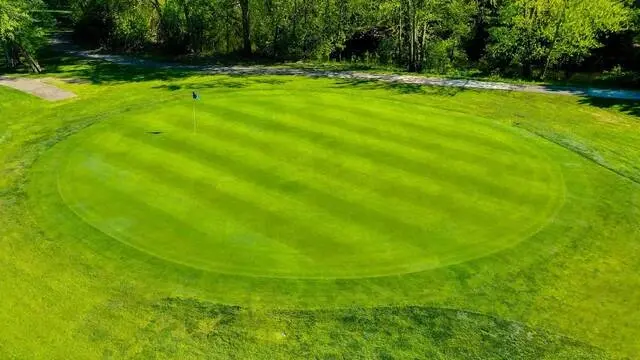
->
2 0 640 82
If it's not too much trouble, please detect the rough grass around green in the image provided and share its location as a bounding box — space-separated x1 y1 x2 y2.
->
1 59 639 359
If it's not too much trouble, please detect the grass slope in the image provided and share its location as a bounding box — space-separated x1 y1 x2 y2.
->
1 58 639 359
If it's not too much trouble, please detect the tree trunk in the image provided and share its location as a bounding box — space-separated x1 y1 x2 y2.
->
408 0 416 71
149 0 162 18
4 45 13 68
149 0 164 44
421 22 427 71
239 0 251 55
542 0 567 79
18 45 42 73
301 1 310 56
4 42 22 70
266 0 277 56
522 61 533 79
226 9 231 53
412 12 419 71
398 6 403 65
180 1 192 52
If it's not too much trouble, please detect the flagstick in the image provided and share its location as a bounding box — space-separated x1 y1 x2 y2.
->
193 100 196 134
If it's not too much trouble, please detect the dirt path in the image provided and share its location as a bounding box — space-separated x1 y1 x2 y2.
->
0 76 76 101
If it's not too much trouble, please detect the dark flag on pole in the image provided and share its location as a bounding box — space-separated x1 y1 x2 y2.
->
192 92 199 133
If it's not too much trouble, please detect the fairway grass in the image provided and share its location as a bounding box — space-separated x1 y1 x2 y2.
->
1 60 640 359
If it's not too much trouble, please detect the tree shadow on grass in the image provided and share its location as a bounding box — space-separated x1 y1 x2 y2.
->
243 77 290 85
155 84 182 91
151 75 290 92
330 78 467 96
41 51 296 90
39 49 195 85
152 80 248 92
578 96 640 119
38 50 460 97
60 61 193 84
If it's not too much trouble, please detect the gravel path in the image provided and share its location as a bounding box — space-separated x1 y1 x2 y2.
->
65 47 640 101
0 76 76 101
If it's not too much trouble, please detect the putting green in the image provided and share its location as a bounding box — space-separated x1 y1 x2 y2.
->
32 90 564 278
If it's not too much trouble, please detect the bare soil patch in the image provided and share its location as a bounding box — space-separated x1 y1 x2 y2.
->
0 76 76 101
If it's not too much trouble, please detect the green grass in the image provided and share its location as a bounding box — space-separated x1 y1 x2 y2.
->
1 58 640 359
31 90 564 278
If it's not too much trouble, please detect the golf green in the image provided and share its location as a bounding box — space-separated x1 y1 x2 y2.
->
32 90 564 278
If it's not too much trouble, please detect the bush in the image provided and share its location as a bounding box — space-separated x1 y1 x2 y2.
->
112 7 151 51
72 0 152 51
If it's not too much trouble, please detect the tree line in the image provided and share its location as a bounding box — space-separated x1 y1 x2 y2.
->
1 0 51 72
2 0 640 81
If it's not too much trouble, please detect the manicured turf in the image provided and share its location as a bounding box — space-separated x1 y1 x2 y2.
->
2 59 640 359
32 90 563 278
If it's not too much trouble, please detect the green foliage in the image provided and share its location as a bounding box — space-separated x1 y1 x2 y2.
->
60 0 637 77
71 0 153 51
375 0 477 72
423 0 477 72
488 0 634 78
157 0 220 54
0 0 50 72
111 0 152 51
